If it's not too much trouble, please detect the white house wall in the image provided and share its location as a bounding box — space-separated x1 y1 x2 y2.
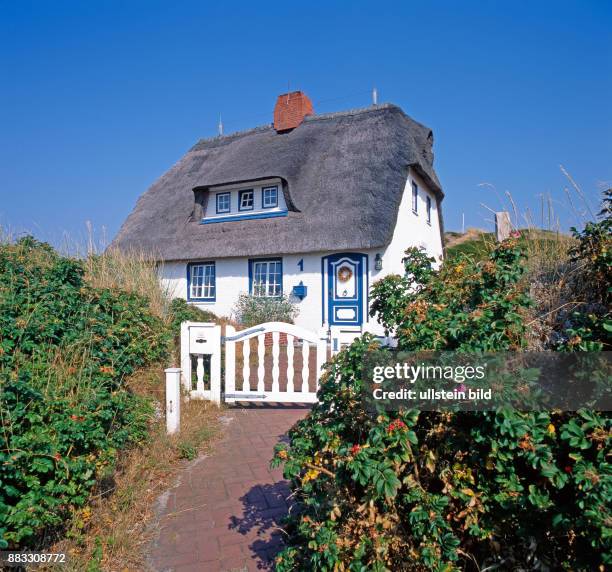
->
380 167 444 273
159 171 443 336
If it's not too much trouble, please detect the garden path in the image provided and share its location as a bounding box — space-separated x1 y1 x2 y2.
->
150 406 309 572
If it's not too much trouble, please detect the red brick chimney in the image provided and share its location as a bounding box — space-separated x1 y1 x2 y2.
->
273 91 314 132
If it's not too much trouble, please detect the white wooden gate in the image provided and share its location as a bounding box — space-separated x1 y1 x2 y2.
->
178 321 328 406
224 322 327 403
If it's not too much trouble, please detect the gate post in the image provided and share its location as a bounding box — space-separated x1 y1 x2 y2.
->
209 326 222 405
180 321 192 394
165 367 181 434
316 327 329 386
224 325 236 401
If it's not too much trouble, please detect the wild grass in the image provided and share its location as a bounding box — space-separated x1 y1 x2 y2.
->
83 247 173 324
471 169 604 349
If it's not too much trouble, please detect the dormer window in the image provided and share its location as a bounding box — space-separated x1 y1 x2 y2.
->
200 178 288 224
262 186 278 208
216 192 231 214
239 189 254 211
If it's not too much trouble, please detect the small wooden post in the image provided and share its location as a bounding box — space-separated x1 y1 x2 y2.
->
257 334 265 393
495 211 511 242
225 325 236 401
286 334 295 393
165 367 181 435
209 326 222 405
179 321 191 395
271 331 280 394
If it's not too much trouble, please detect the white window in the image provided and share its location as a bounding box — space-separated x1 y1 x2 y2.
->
251 259 282 297
426 196 432 224
239 189 254 211
216 192 231 214
189 262 215 300
262 186 278 208
411 182 418 214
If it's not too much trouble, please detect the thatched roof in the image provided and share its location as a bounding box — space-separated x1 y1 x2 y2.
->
112 103 443 261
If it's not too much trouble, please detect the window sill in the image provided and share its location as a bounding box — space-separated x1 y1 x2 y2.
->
201 211 288 224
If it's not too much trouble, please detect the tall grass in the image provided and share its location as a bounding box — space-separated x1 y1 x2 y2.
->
83 247 173 324
476 169 604 349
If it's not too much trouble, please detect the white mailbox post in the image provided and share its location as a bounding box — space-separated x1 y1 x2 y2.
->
180 322 222 404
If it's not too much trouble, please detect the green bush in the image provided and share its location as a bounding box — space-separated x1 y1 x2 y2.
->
0 238 172 548
168 298 217 332
273 237 611 571
371 241 531 350
557 189 611 352
231 293 298 327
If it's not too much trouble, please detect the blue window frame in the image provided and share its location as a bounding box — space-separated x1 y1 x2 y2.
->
249 258 282 297
238 189 254 211
262 185 278 209
187 262 216 301
426 196 432 224
411 182 418 214
216 192 231 214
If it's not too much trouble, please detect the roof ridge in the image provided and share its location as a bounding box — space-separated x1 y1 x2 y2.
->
191 103 401 150
191 124 272 150
303 103 398 123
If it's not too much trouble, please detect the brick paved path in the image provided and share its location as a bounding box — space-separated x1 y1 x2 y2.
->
150 406 310 572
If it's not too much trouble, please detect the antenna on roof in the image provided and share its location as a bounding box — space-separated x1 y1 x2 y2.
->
372 86 378 106
218 114 223 136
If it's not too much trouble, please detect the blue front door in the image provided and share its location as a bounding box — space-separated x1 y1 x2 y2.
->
327 253 365 326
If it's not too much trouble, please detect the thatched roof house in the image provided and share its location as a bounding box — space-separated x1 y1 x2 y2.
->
114 92 444 334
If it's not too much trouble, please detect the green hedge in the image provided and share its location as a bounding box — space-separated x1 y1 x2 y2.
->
0 238 171 548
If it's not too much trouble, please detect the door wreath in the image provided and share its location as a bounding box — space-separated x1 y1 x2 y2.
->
338 266 353 283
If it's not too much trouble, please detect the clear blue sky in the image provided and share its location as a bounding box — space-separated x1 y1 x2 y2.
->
1 0 610 247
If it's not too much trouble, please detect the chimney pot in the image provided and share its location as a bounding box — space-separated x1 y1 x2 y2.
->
273 91 314 132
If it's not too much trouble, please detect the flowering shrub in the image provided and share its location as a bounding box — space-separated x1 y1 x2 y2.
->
371 239 531 350
0 238 172 548
273 237 611 570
